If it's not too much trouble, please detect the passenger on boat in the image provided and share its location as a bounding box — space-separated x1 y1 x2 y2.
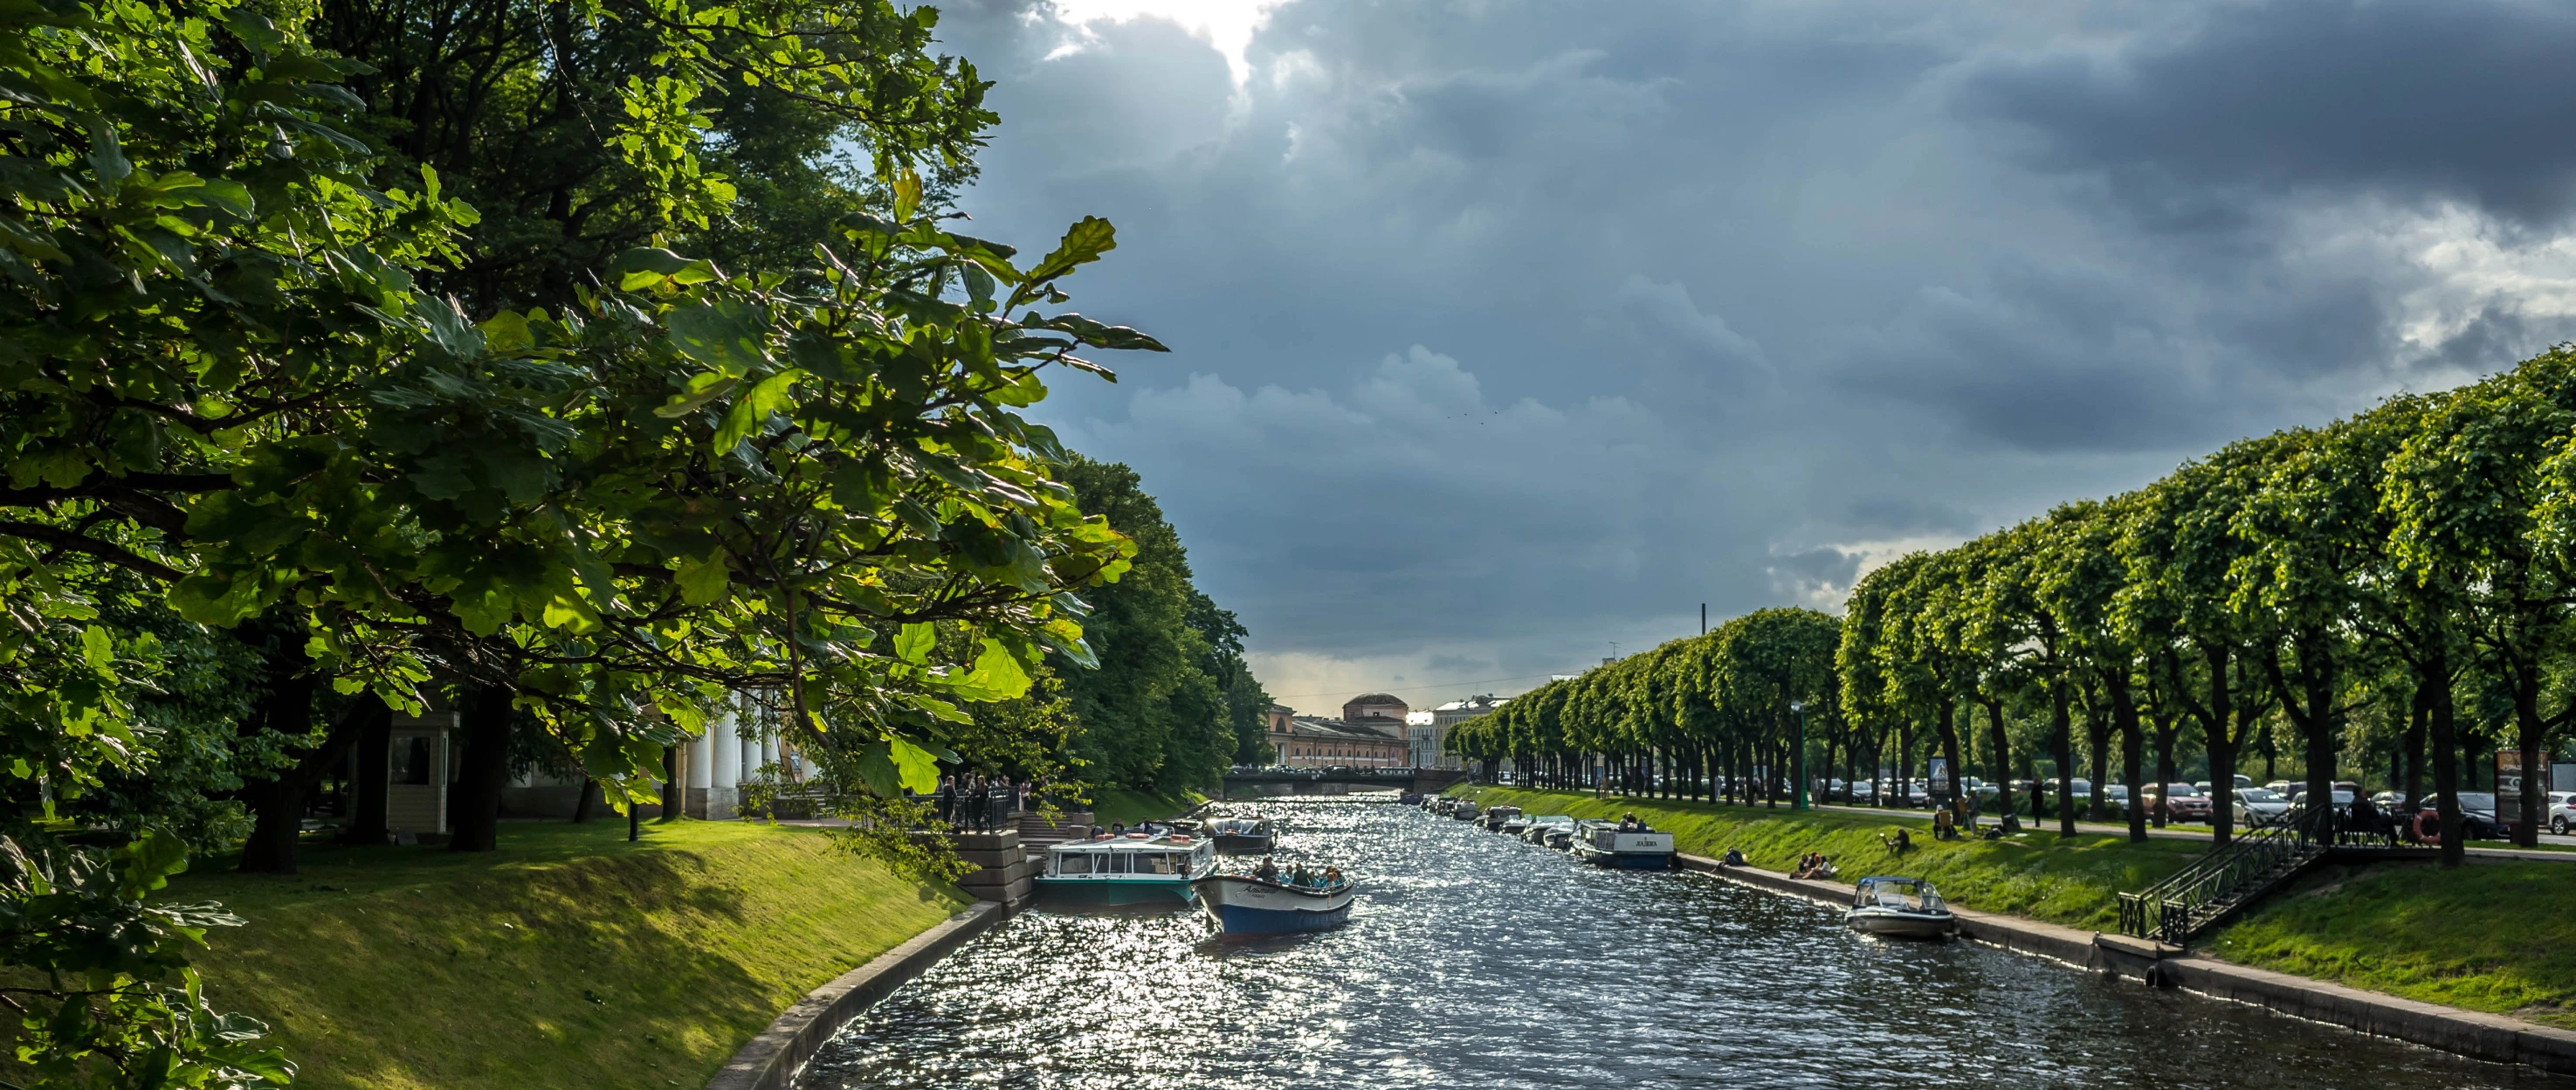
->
1254 857 1281 881
1618 812 1642 831
1323 866 1343 887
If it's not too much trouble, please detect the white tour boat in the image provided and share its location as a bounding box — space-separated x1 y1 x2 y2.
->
1036 831 1217 905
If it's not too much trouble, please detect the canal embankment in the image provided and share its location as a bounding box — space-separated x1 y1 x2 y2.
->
176 820 969 1090
1460 785 2576 1073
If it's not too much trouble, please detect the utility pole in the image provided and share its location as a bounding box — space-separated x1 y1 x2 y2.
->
1700 603 1706 635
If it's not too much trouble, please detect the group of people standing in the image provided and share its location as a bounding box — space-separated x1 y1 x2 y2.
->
933 773 1030 831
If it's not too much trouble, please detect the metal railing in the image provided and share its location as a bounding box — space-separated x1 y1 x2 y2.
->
2118 803 2328 944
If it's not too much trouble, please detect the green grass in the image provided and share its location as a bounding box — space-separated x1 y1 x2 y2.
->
2208 860 2576 1029
1087 787 1207 828
1457 786 2205 929
173 819 967 1090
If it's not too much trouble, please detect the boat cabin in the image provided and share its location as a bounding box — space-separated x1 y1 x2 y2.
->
1852 876 1946 913
1042 832 1216 880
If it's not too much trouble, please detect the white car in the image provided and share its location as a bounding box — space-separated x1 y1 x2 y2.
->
2232 787 2291 827
2551 791 2576 835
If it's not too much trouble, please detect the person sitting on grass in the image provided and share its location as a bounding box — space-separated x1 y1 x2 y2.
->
1932 808 1956 840
1721 847 1747 866
1881 828 1912 856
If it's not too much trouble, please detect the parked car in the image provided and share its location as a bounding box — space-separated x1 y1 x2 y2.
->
2143 782 2213 823
2263 779 2299 801
2232 787 2291 827
2549 791 2576 835
2102 783 2131 813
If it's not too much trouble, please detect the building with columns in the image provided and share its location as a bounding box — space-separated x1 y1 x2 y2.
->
685 692 796 819
1266 714 1408 768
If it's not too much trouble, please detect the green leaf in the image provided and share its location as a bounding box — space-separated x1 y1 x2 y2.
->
654 373 740 418
674 552 729 606
892 168 922 222
713 370 797 451
888 736 940 794
665 299 770 376
86 120 131 191
117 829 190 899
1029 313 1168 353
79 625 113 671
893 622 934 665
854 742 900 798
1024 216 1118 286
945 639 1031 701
610 246 722 290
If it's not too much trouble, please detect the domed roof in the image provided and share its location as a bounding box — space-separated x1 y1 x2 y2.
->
1346 693 1404 705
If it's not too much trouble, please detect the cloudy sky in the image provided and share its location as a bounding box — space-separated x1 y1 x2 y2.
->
923 0 2576 713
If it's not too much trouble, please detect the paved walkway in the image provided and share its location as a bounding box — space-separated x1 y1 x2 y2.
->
1791 800 2576 860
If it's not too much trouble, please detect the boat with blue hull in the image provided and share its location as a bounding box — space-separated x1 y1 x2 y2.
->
1192 873 1354 935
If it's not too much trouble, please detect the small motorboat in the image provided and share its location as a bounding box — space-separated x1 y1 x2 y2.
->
1569 818 1675 869
1844 876 1956 939
1523 816 1574 845
1450 801 1482 822
1398 792 1423 806
1204 816 1277 855
1480 805 1524 831
1193 869 1354 935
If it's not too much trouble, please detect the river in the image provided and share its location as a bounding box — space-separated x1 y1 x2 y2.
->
795 798 2570 1089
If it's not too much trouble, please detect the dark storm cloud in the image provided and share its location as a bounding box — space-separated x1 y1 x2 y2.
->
912 0 2576 694
1959 1 2576 227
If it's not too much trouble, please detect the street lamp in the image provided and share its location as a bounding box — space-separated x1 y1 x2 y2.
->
1789 700 1808 811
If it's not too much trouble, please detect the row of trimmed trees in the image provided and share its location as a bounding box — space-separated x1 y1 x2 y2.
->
1451 346 2576 873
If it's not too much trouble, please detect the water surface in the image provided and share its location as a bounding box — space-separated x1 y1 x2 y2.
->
798 798 2568 1089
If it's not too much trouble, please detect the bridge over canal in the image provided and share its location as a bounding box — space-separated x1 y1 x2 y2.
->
1216 768 1468 800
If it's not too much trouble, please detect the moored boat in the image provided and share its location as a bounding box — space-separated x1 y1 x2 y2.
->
1844 876 1955 939
1522 816 1574 845
1449 801 1481 822
1569 818 1676 869
1192 871 1354 935
1480 804 1524 831
1203 816 1277 855
1036 831 1216 905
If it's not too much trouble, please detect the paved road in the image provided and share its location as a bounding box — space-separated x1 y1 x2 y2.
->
1797 800 2576 859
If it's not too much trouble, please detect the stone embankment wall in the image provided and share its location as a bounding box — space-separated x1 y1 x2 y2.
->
1677 853 2576 1075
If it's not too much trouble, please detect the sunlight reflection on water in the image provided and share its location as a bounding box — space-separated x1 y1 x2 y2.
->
796 798 2572 1089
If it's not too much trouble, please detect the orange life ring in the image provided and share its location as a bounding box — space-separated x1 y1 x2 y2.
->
2413 810 2441 845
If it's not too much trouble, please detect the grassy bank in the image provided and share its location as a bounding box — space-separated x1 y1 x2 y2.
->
1087 787 1207 827
1454 786 2202 929
2208 860 2576 1029
176 820 966 1090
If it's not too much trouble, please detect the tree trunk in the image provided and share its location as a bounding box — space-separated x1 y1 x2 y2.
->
2403 686 2428 813
2120 691 2147 843
572 777 600 824
1980 698 2013 820
2085 697 2112 824
341 701 393 846
2431 652 2462 869
658 744 680 823
2052 684 2077 838
2512 666 2545 848
2152 707 2178 830
448 684 515 852
1937 701 1965 811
